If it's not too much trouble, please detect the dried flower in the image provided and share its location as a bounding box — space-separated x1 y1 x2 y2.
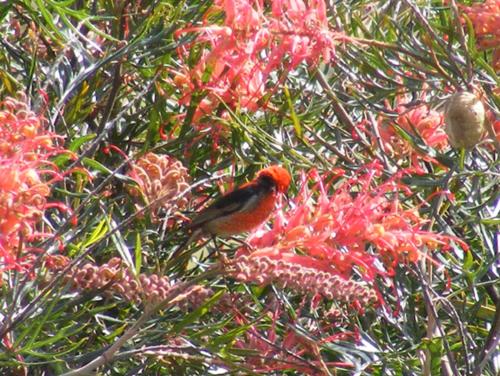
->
444 92 485 149
0 96 69 274
127 153 190 220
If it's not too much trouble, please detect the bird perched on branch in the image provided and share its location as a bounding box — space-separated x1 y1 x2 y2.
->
168 166 291 266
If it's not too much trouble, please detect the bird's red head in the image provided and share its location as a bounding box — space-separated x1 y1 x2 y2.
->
257 165 291 194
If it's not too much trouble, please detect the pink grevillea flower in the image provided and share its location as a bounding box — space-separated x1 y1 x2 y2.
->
172 0 346 119
231 305 358 373
461 0 500 70
493 119 500 142
228 163 466 300
374 89 449 168
230 255 377 306
127 152 191 221
0 96 71 274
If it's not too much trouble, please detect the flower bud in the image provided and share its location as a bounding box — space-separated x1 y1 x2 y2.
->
444 92 485 149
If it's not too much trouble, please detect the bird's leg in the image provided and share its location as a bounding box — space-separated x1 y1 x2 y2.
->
195 236 252 271
211 236 239 297
193 236 226 269
163 230 207 276
211 236 230 267
194 236 218 266
228 236 255 252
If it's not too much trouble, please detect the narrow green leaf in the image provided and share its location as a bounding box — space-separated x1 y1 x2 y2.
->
134 232 142 274
108 216 135 274
463 249 473 271
69 134 97 152
82 219 108 249
82 157 113 175
284 85 302 139
0 4 12 22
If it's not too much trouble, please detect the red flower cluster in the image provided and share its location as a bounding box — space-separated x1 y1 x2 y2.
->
231 306 358 373
376 90 448 159
0 96 69 274
461 0 500 70
230 163 466 297
172 0 345 121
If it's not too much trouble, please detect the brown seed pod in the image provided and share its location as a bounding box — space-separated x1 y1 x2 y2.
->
444 92 485 149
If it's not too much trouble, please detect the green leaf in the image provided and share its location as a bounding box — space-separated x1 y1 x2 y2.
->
134 232 142 274
0 3 12 22
69 134 97 152
108 216 135 274
210 322 251 348
80 219 108 250
82 157 114 175
422 337 444 375
463 249 473 271
284 85 302 139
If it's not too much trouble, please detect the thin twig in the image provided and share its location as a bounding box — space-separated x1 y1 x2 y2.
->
347 36 460 88
418 166 456 375
90 0 131 154
313 69 375 159
449 0 474 90
472 296 500 376
415 266 460 376
401 0 466 88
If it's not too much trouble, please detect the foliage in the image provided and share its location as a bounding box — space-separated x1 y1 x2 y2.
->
0 0 498 375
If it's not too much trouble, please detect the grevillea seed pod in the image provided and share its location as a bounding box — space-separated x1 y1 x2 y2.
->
444 92 485 149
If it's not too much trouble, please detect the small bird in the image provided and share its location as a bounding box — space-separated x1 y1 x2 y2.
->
169 166 291 266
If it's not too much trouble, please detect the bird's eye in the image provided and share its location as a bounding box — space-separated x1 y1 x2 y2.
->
259 174 276 190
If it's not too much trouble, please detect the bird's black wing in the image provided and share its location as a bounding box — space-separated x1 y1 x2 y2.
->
187 184 263 229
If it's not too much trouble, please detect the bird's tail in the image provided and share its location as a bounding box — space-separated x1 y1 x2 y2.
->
165 228 203 272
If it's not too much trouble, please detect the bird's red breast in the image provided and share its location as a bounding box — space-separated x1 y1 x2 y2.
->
188 165 291 237
202 189 278 236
